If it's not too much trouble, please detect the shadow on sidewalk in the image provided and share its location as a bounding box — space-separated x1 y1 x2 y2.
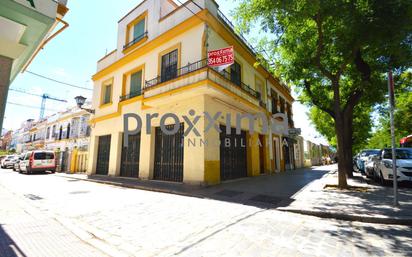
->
82 166 332 209
197 166 331 209
323 221 412 255
0 225 27 257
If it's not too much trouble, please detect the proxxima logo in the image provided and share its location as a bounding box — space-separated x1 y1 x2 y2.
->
123 110 288 146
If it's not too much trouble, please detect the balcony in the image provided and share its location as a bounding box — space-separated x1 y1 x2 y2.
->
120 90 142 102
145 59 208 89
123 31 148 51
215 10 291 93
144 59 261 106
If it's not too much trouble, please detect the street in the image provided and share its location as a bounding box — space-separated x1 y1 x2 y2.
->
1 168 411 257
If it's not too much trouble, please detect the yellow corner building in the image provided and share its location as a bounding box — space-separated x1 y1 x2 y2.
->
88 0 295 185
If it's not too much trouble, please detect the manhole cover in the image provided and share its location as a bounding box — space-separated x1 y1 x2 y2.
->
24 194 43 201
249 194 282 205
215 190 243 197
69 191 90 195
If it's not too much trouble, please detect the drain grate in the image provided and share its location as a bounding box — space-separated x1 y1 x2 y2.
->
67 179 79 182
24 194 43 201
69 191 90 195
248 194 283 205
215 189 243 197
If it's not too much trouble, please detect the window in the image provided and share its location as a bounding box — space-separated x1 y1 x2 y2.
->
279 97 286 114
59 126 63 140
102 83 112 105
255 77 264 101
130 70 143 97
161 49 178 83
286 103 294 127
230 61 241 86
133 19 145 42
124 11 148 51
34 152 54 160
272 91 278 114
384 149 412 160
52 125 56 138
46 127 50 139
67 123 71 139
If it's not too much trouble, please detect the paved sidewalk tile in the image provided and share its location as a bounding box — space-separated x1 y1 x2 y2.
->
1 168 412 257
0 185 109 257
279 166 412 221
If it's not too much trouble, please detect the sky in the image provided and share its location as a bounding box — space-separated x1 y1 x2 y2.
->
4 0 328 145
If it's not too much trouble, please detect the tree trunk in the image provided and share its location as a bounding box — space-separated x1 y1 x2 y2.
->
334 107 356 188
335 112 348 188
342 110 354 178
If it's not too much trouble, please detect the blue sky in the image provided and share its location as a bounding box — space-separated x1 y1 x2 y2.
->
5 0 327 144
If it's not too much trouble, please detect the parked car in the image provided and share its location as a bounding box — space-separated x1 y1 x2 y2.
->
354 149 381 174
13 154 24 172
375 148 412 185
1 155 18 169
19 151 56 174
365 154 381 178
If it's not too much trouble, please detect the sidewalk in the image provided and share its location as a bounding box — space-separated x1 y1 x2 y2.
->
0 184 110 257
57 166 412 225
2 168 411 257
277 167 412 225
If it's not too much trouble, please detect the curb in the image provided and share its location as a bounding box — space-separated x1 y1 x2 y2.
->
55 173 412 226
54 173 206 199
277 208 412 226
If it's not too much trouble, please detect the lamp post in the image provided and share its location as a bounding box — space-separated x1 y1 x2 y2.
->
74 96 95 114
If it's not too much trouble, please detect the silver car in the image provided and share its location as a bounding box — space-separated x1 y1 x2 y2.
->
1 155 18 169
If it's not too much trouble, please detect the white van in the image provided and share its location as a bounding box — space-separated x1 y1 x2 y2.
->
19 151 56 174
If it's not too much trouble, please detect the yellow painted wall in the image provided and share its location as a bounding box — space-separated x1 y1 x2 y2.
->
92 23 205 119
87 3 292 184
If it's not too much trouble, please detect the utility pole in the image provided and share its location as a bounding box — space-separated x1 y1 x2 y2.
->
388 70 398 207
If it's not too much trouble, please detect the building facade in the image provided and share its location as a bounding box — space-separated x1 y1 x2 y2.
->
43 106 91 152
0 0 69 136
10 106 91 153
0 130 12 150
89 0 295 185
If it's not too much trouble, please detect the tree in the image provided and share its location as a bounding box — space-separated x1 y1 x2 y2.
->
310 102 373 154
234 0 412 188
367 72 412 148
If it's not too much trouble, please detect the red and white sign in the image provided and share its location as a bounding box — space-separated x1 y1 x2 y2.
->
208 46 234 67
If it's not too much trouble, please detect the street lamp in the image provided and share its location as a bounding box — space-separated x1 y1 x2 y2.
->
74 96 95 114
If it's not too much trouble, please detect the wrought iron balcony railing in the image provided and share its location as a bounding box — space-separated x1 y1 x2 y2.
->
123 31 148 50
144 58 261 101
145 59 208 89
216 10 291 93
215 69 261 99
120 90 142 102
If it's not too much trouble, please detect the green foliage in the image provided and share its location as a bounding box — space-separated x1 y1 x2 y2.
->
235 0 412 100
367 72 412 149
234 0 412 172
309 107 337 147
310 103 373 153
0 149 13 156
